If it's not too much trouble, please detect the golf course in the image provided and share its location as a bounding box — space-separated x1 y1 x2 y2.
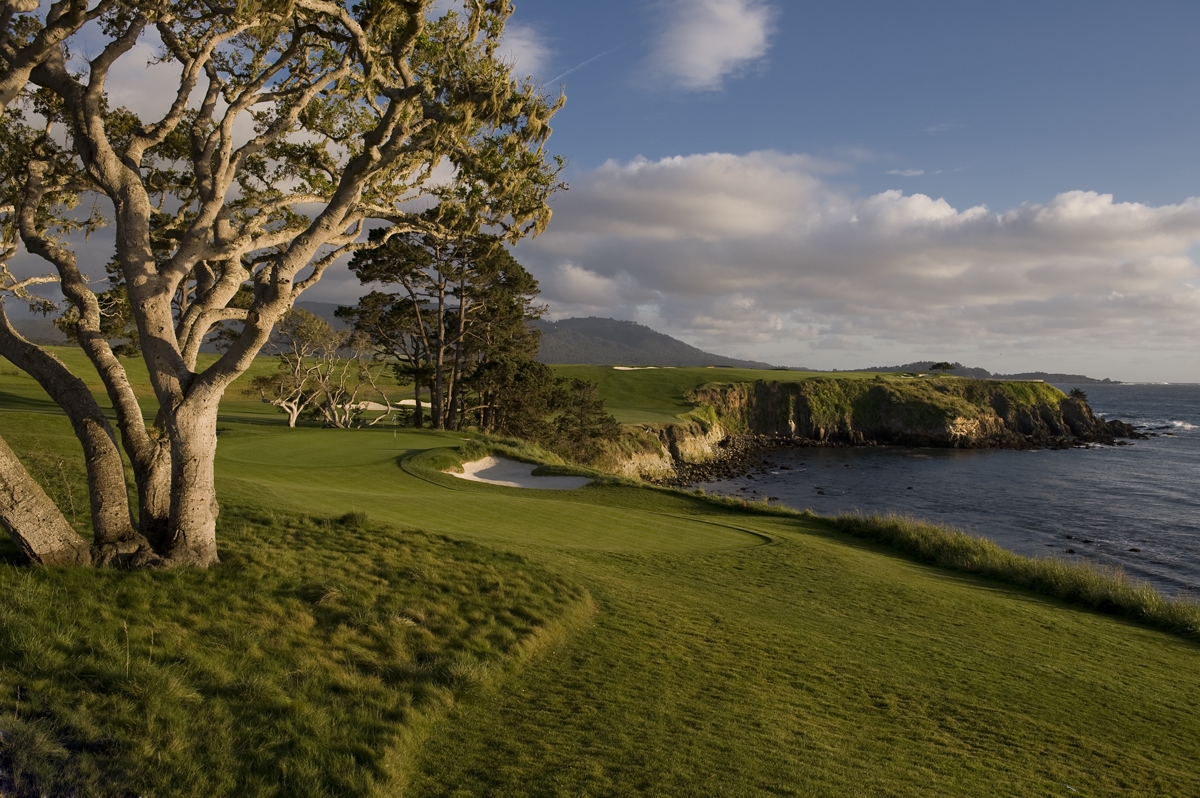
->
1 352 1199 796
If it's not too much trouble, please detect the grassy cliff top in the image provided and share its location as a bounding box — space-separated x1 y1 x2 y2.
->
550 364 889 423
549 364 1060 425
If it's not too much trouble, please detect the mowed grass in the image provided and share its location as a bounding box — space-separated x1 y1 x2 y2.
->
550 364 887 424
217 422 1200 795
408 533 1200 796
1 354 1200 794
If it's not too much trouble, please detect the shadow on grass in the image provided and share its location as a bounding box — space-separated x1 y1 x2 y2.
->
0 508 587 797
0 535 22 566
0 390 63 414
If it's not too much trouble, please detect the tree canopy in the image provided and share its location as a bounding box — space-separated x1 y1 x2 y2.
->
339 224 543 430
0 0 564 566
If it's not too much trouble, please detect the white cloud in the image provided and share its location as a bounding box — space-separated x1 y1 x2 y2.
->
887 169 925 177
647 0 777 91
517 151 1200 378
542 263 621 310
498 22 552 80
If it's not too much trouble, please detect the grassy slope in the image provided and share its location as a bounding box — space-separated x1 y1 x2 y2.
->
1 355 1199 794
550 365 883 424
0 508 587 796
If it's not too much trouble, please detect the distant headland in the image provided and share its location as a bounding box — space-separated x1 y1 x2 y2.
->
529 317 1119 384
852 361 1120 385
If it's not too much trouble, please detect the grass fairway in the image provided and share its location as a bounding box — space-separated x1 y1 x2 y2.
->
1 357 1199 795
214 425 1200 796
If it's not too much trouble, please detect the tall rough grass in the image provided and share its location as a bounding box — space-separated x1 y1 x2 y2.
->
0 509 587 797
829 512 1200 641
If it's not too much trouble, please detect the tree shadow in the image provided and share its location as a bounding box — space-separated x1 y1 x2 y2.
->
0 535 25 565
0 390 62 414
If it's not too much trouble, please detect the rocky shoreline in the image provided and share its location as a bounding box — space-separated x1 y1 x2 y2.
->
617 378 1153 485
654 419 1148 488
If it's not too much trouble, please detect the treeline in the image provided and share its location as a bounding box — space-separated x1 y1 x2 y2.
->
253 220 622 463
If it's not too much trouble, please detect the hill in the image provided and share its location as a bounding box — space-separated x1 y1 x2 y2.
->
9 316 67 344
859 360 1119 384
293 300 353 329
534 316 777 369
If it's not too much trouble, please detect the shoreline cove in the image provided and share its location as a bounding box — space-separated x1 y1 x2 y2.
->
674 382 1200 596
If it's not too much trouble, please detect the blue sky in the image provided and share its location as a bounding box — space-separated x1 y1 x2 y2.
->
7 0 1200 380
439 0 1200 380
517 0 1200 209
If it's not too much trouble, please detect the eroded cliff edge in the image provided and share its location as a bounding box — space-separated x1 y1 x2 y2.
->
610 378 1141 482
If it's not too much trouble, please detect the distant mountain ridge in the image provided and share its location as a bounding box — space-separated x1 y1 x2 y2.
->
11 307 1114 385
294 301 353 329
856 361 1119 384
10 317 66 344
533 317 777 369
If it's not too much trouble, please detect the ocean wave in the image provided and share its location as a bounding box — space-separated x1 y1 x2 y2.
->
1117 417 1200 431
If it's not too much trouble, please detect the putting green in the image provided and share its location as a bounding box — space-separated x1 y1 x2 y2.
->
215 424 763 553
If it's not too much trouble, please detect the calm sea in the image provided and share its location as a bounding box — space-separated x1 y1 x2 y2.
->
693 384 1200 597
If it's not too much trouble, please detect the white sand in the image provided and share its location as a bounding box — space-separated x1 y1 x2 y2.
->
613 366 658 370
352 400 419 411
450 456 591 490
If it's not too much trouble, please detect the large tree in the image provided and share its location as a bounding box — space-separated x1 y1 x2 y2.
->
0 0 563 566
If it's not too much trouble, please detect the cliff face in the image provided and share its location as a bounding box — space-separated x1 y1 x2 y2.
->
609 378 1141 481
688 378 1132 449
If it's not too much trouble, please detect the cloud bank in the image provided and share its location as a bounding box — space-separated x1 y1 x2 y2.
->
519 151 1200 376
647 0 777 91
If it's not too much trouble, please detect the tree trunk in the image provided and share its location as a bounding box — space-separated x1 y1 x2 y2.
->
413 378 424 428
134 441 172 550
432 284 446 429
161 400 220 567
449 284 467 431
0 434 92 566
448 345 463 430
0 309 136 545
432 356 445 430
71 332 172 547
73 330 172 543
15 160 167 545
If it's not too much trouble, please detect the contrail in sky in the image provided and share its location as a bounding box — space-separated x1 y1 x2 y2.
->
549 44 624 84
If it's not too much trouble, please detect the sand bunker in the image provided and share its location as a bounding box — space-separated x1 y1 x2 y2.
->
450 456 591 490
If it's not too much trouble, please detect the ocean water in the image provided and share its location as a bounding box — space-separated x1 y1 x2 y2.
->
693 384 1200 597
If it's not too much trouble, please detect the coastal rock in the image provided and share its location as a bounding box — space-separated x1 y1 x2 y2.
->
622 377 1142 483
690 378 1134 450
